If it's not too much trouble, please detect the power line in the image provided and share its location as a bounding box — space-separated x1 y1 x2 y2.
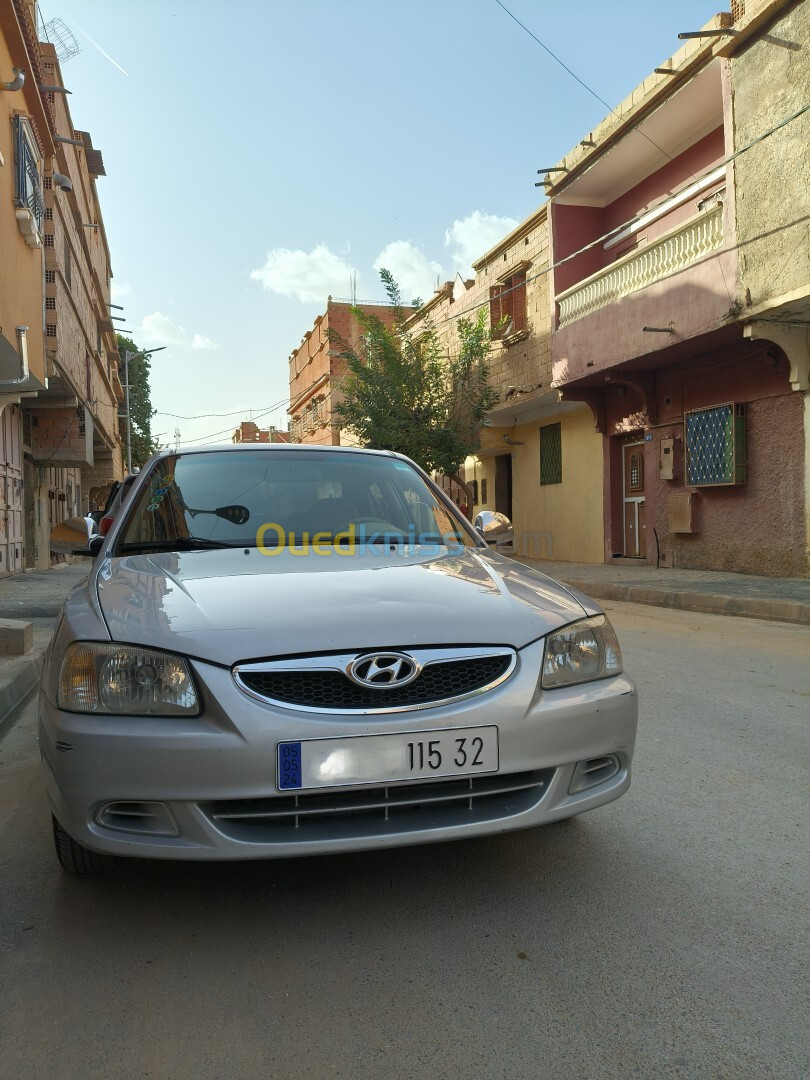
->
492 0 678 168
174 399 290 446
153 402 289 420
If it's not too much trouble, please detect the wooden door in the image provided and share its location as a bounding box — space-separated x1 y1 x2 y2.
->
622 442 646 558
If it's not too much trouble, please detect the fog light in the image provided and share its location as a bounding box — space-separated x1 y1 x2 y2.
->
95 801 180 837
569 755 621 794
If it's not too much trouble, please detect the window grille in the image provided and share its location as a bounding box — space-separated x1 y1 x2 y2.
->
43 234 54 247
685 403 746 486
46 324 57 337
13 116 44 233
64 241 72 289
45 270 55 284
44 207 53 221
540 423 562 485
45 297 56 310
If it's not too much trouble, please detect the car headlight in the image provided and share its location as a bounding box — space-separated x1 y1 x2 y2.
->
58 643 200 715
541 615 623 689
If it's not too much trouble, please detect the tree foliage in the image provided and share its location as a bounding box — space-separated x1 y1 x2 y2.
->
334 270 498 481
116 334 161 469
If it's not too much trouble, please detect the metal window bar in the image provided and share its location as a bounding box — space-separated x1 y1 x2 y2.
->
13 117 44 232
685 403 746 486
540 423 563 485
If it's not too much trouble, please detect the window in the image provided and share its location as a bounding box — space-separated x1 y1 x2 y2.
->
489 268 527 338
13 116 43 233
540 423 562 485
480 478 488 504
470 479 479 505
64 239 72 289
685 403 746 486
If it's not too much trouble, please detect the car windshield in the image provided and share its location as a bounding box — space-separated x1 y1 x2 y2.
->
116 450 474 552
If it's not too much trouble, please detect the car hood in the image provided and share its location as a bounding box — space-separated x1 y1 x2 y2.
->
95 546 590 665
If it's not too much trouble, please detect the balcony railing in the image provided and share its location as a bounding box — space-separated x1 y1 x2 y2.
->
557 205 724 329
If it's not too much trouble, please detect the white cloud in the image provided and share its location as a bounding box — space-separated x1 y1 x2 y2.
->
139 312 218 352
110 281 131 301
373 241 443 305
250 244 359 303
141 311 188 346
444 210 519 278
191 333 218 351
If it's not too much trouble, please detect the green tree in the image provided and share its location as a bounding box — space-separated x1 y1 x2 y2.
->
116 334 161 469
335 270 498 511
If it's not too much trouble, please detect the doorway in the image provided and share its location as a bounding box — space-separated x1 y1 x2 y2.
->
494 454 513 520
622 441 646 558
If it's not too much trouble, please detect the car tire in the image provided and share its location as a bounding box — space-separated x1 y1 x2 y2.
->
52 816 112 875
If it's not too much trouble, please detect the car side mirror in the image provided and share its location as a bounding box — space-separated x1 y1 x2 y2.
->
50 516 103 557
474 511 514 549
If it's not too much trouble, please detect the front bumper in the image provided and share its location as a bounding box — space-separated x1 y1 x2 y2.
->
39 642 638 861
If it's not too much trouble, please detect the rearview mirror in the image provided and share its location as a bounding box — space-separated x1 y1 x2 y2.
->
474 510 514 550
50 516 103 556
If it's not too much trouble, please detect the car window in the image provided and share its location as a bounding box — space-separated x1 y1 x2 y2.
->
116 451 474 550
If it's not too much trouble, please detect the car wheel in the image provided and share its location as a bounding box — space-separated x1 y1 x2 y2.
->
52 816 112 875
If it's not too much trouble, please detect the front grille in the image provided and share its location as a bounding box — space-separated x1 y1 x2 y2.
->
236 653 512 711
201 770 553 844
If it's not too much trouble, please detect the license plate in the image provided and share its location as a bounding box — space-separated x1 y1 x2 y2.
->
277 726 499 791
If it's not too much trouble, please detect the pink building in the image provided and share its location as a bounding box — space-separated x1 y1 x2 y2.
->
544 8 807 577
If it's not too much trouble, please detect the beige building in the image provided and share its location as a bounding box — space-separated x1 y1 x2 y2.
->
0 2 122 574
0 0 51 575
728 0 810 574
404 206 603 564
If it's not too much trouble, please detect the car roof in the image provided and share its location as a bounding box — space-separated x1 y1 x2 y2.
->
153 443 404 460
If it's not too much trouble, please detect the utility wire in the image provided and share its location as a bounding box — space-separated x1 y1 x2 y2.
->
154 403 288 420
493 0 678 168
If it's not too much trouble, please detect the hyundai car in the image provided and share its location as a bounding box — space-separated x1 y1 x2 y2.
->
43 444 638 873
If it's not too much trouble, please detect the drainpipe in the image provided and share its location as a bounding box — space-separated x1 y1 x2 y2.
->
1 68 25 91
0 327 31 387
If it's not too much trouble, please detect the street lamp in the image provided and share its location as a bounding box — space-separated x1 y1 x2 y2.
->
122 346 166 473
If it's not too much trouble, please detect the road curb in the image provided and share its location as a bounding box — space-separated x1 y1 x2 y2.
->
0 649 45 740
561 578 810 626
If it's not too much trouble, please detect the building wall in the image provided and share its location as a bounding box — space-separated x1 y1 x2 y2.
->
0 7 49 390
730 0 809 311
470 407 603 564
288 302 404 445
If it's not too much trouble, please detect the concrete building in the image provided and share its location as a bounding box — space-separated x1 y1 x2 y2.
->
0 0 51 575
232 420 290 444
543 5 808 576
288 299 404 446
727 0 809 577
0 1 122 575
403 206 603 564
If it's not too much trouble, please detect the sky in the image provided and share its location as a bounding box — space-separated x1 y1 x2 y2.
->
46 0 722 446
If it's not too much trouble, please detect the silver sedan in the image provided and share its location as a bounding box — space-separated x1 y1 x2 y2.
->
42 445 637 873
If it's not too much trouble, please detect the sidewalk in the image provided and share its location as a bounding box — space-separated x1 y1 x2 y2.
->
0 564 89 734
513 557 810 626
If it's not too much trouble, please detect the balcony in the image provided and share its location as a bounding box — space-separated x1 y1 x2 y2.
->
557 205 724 329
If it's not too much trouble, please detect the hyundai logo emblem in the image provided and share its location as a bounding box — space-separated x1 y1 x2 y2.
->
347 652 421 689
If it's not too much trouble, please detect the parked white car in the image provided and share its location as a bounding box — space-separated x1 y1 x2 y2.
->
43 444 638 873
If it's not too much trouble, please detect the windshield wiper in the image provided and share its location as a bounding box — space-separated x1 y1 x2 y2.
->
118 537 240 554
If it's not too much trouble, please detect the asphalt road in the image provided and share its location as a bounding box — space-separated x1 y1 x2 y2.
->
0 602 807 1080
